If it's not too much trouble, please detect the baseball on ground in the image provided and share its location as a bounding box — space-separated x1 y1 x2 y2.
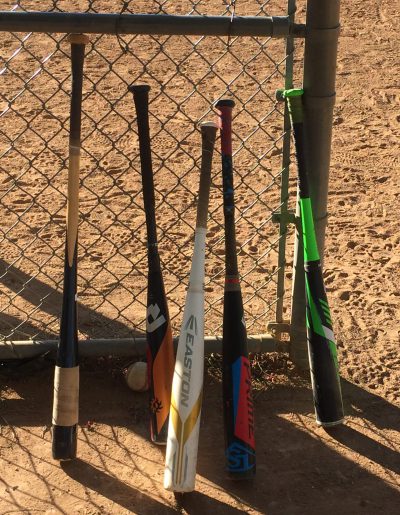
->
125 361 149 392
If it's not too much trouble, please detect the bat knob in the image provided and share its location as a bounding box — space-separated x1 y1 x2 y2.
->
275 88 304 102
67 34 90 45
215 99 235 109
199 121 219 129
128 84 151 94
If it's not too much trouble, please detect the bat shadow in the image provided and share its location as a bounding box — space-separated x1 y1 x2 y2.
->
61 459 247 515
1 364 399 514
0 257 142 341
0 354 150 433
325 424 400 476
341 378 399 431
196 375 400 514
174 490 249 514
0 313 57 342
61 458 177 514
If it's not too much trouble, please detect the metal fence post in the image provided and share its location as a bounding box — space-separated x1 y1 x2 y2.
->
290 0 340 369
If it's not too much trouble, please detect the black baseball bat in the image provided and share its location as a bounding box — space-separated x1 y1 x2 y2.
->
216 99 256 478
129 84 175 444
282 88 344 426
52 33 89 460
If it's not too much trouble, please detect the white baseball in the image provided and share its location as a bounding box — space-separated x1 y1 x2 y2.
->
125 362 149 392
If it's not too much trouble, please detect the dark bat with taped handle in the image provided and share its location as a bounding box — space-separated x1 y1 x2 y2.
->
129 84 175 444
52 33 89 460
281 88 344 426
216 99 256 478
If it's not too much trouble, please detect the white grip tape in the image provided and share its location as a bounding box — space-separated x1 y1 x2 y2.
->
52 365 79 426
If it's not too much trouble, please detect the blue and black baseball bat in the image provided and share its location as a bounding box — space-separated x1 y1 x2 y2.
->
216 99 256 478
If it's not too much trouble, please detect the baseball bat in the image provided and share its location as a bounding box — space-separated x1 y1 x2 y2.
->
216 99 256 479
129 84 175 444
282 88 344 426
52 33 89 460
164 121 218 492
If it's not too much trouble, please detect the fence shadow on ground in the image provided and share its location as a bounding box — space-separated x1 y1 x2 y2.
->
1 362 399 514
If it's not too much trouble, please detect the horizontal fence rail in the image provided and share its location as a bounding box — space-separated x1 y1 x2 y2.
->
0 12 306 38
0 334 287 360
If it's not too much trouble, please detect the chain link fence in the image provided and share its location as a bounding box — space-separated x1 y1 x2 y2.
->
0 0 300 351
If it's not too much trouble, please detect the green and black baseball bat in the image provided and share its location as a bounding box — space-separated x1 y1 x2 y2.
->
281 88 344 426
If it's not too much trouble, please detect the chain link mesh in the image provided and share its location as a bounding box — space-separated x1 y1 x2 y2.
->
0 0 297 345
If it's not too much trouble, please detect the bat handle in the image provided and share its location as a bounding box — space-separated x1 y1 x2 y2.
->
129 83 151 110
282 89 311 198
68 34 89 144
128 85 151 169
129 84 158 243
128 84 151 131
215 99 235 212
196 121 218 229
215 99 235 156
215 99 239 277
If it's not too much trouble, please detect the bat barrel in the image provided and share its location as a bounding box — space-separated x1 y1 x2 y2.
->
52 34 88 460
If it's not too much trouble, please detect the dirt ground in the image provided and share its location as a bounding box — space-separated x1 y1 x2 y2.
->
1 0 399 514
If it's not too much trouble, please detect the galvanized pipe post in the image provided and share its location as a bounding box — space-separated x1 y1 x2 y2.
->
290 0 340 369
273 0 296 337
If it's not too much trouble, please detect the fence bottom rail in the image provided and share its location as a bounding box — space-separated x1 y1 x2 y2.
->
0 334 286 360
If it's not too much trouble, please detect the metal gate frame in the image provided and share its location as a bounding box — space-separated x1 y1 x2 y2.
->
0 0 340 364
